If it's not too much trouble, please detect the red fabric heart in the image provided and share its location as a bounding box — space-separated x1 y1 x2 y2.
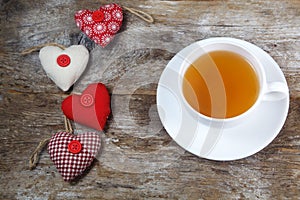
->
48 131 101 181
61 83 111 131
74 3 123 47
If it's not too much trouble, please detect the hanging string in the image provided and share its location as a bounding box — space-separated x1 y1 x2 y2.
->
20 43 66 55
29 116 73 170
64 116 73 134
123 6 154 23
29 138 50 170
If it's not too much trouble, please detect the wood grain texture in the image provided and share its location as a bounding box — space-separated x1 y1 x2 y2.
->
0 0 299 199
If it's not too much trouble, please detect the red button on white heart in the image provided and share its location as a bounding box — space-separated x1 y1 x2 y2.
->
39 45 89 91
57 54 71 67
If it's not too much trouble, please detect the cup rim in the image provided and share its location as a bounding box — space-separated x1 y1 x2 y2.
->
179 38 267 123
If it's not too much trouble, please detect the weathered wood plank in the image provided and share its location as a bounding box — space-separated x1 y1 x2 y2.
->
0 0 299 199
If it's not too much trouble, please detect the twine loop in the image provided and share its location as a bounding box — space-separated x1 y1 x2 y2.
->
21 43 66 56
28 138 50 170
123 6 154 23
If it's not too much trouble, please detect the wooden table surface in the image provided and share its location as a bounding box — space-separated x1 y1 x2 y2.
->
0 0 299 199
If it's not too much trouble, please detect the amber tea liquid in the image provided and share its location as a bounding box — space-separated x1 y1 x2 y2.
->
182 50 259 118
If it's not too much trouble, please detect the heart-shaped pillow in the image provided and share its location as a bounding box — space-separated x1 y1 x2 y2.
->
74 3 123 47
39 45 89 91
48 131 101 181
61 83 111 131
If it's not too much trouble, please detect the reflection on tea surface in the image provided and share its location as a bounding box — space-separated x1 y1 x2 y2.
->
183 50 259 118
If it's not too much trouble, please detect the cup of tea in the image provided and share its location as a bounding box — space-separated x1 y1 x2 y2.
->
179 37 289 127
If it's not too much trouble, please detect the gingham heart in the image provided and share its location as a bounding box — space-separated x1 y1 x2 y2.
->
61 83 111 131
39 45 89 91
48 132 101 181
75 3 123 47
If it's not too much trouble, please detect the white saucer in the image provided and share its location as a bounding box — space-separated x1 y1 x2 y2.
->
156 38 289 161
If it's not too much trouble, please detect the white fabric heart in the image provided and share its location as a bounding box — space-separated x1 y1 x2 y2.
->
39 45 89 91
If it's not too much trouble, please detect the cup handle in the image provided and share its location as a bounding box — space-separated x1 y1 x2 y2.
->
263 81 289 101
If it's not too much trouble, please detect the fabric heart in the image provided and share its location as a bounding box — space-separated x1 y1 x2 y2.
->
39 45 89 91
48 131 101 181
74 3 123 47
61 83 111 131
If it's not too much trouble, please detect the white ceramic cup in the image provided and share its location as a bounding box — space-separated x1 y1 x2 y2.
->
179 37 289 128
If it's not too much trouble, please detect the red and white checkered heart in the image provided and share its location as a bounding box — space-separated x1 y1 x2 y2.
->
74 3 123 47
48 132 101 181
39 45 89 91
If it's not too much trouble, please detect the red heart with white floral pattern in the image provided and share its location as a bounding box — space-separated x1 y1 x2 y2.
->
74 3 123 47
48 131 101 181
